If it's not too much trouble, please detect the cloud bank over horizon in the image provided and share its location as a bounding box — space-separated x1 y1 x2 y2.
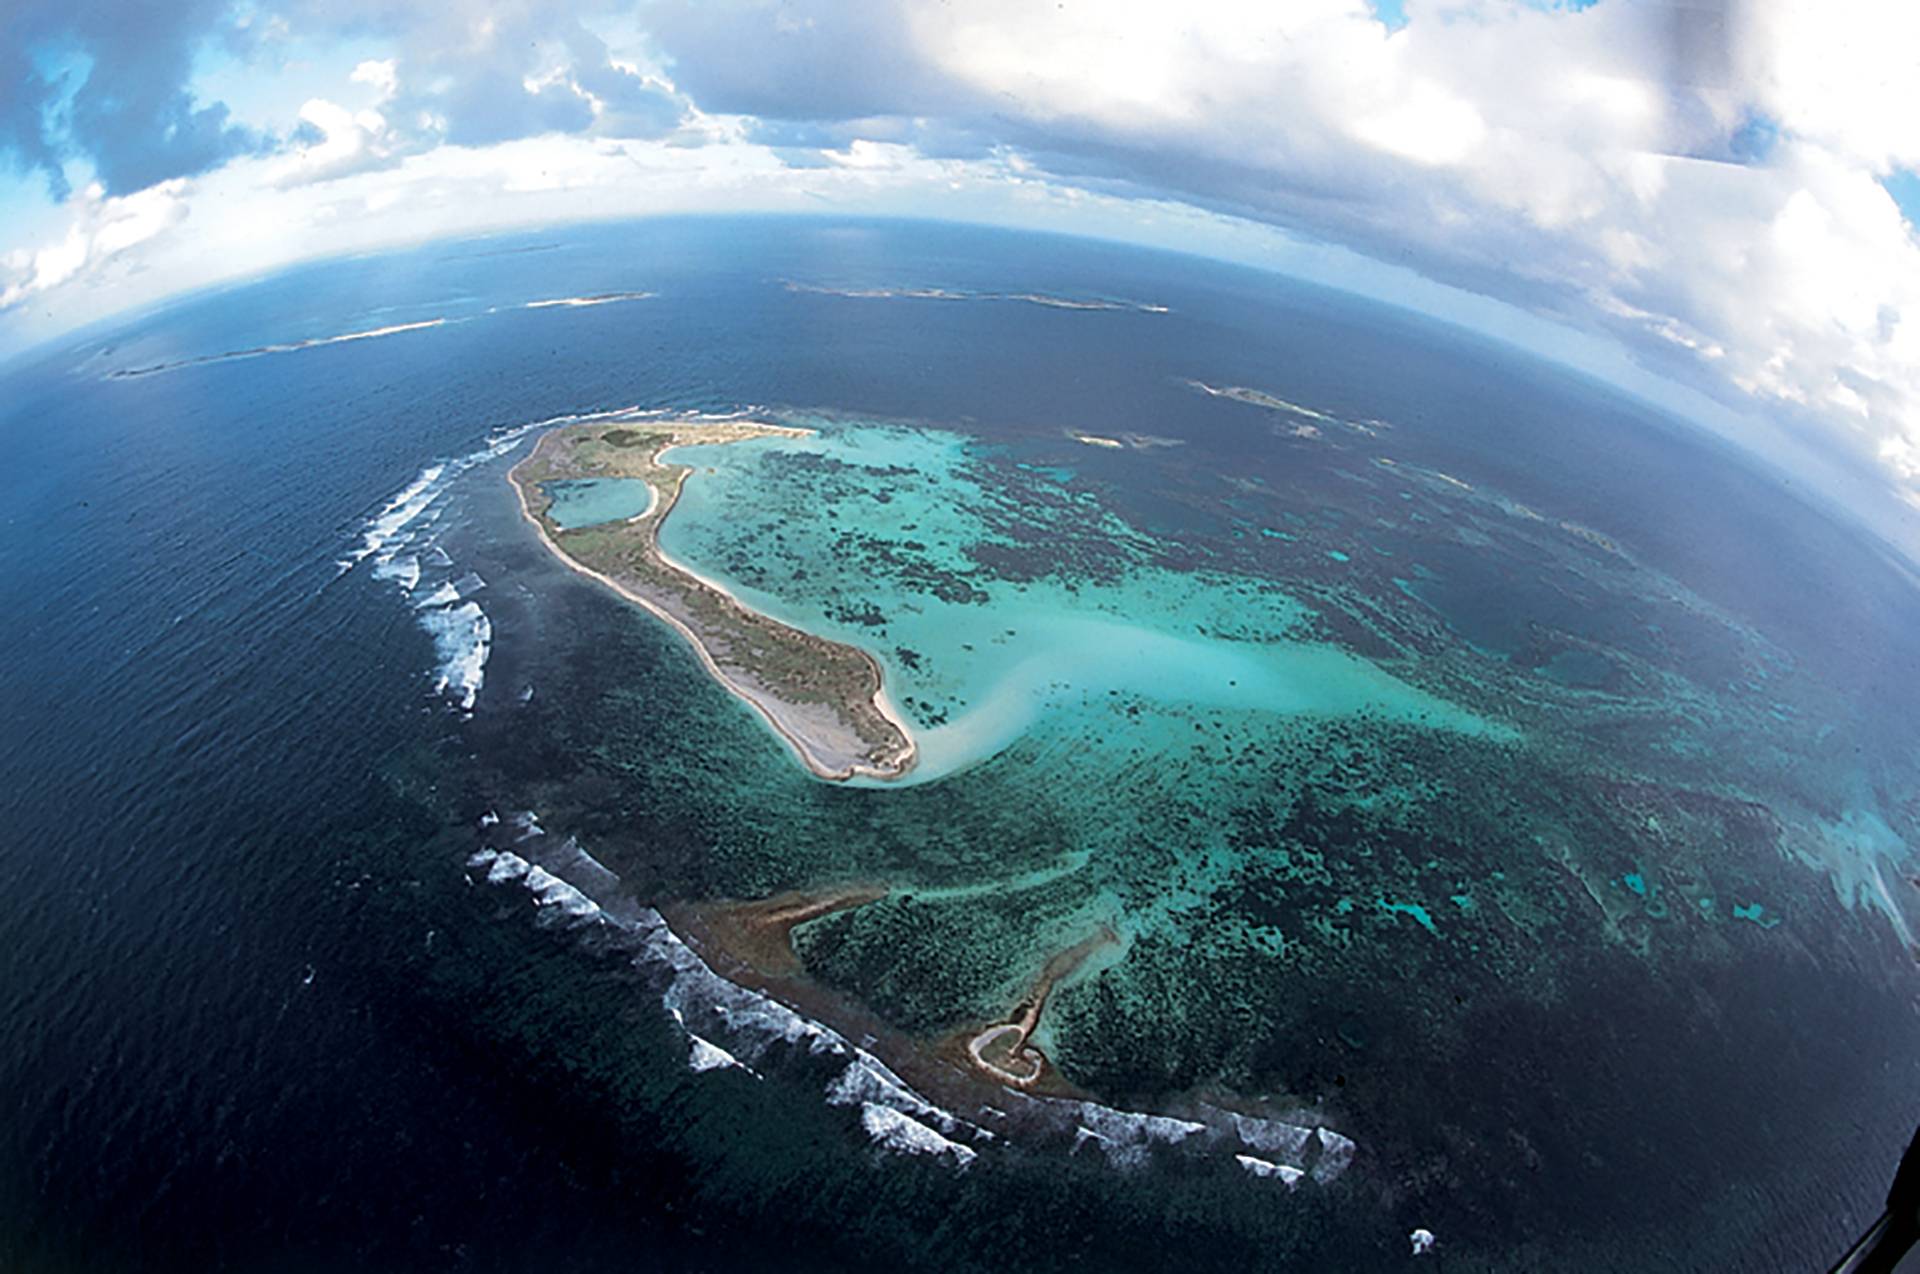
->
3 0 1919 527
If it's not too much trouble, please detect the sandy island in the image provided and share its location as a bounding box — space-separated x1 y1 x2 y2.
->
509 412 917 781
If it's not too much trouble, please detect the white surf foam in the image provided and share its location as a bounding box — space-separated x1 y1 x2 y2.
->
420 601 490 711
412 581 460 609
687 1032 754 1075
373 553 421 592
306 318 446 348
343 431 529 710
349 464 445 568
345 416 547 577
485 850 529 884
859 1102 977 1168
781 280 1166 314
524 864 604 925
1311 1128 1357 1184
107 318 450 379
825 1054 990 1142
1226 1110 1316 1160
1068 1102 1207 1150
522 292 654 310
1236 1154 1305 1187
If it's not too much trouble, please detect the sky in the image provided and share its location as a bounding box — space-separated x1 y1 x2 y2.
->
4 0 1920 550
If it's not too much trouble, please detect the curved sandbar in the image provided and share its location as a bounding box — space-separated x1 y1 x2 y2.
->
509 412 917 781
688 883 891 977
967 926 1118 1088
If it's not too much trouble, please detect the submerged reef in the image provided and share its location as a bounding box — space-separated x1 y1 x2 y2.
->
478 401 1920 1255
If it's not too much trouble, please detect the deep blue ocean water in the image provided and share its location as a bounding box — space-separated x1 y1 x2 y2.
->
3 216 1917 1272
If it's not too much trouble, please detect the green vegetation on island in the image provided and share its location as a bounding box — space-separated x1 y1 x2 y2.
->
509 414 917 780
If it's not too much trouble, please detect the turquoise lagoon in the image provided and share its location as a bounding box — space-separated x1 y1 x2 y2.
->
661 423 1512 786
641 410 1920 1118
541 476 656 529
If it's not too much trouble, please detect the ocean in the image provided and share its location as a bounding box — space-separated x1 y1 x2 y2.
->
3 216 1917 1273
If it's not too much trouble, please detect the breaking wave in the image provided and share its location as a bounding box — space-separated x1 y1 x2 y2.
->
1236 1154 1304 1187
342 415 568 711
104 288 658 380
420 602 490 712
782 280 1168 314
518 292 654 310
859 1102 978 1168
411 581 460 610
107 319 451 379
463 809 1359 1188
685 1029 754 1076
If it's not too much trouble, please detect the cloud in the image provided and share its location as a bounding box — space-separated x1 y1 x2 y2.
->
565 25 686 139
1738 0 1920 174
350 58 398 100
0 0 689 202
273 1 688 154
1 0 260 197
639 0 962 122
631 0 1920 501
1 0 1917 526
0 179 188 308
273 98 401 188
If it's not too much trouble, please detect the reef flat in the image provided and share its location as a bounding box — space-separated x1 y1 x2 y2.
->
509 413 917 780
482 400 1919 1245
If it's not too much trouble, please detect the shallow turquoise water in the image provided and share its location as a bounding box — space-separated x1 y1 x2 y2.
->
542 477 655 529
661 423 1509 785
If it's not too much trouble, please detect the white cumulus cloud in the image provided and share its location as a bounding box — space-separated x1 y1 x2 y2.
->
0 181 189 309
647 0 1920 505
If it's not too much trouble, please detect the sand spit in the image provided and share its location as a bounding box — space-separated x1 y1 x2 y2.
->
509 413 917 782
965 927 1118 1088
692 885 891 977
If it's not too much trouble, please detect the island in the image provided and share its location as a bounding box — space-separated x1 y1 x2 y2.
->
509 414 917 781
963 926 1117 1088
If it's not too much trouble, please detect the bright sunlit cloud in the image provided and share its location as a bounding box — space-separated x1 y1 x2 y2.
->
3 0 1918 538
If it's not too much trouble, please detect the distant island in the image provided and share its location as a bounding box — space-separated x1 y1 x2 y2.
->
509 415 917 781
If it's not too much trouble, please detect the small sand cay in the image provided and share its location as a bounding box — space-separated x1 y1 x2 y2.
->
509 411 917 781
968 1023 1046 1085
965 926 1117 1088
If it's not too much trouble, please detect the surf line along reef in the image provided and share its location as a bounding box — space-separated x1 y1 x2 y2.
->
509 412 918 781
